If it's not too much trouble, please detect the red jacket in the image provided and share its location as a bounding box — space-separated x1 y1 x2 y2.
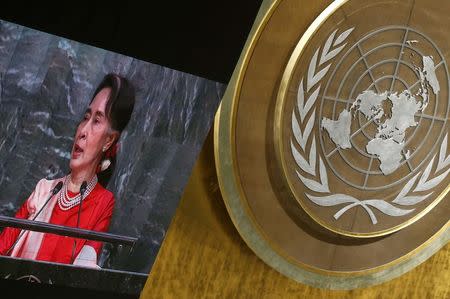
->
0 177 114 267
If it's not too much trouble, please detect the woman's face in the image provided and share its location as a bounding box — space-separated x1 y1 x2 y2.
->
69 87 116 175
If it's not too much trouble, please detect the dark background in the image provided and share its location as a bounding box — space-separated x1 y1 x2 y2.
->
0 1 262 298
0 2 262 84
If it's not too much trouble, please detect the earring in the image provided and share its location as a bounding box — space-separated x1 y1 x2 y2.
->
103 146 107 152
100 159 111 171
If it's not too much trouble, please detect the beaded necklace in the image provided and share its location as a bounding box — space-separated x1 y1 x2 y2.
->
57 174 98 211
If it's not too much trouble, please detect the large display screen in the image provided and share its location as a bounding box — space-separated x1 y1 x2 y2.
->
0 19 224 295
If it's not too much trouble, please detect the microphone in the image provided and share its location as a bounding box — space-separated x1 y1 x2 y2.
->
76 181 87 230
80 181 88 195
31 182 64 221
6 181 64 255
71 181 87 263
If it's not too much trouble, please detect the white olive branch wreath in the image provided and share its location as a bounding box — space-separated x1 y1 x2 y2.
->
290 28 450 225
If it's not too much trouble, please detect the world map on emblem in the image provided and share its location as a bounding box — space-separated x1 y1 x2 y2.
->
321 55 440 175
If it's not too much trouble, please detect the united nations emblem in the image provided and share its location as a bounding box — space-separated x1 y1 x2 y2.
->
276 24 450 237
216 0 449 290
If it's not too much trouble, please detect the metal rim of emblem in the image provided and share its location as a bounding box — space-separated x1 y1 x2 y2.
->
215 0 449 289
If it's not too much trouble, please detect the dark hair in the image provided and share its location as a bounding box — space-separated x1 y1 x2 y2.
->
91 73 135 133
91 73 135 187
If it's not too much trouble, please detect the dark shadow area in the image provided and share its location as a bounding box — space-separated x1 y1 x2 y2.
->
0 1 263 84
0 279 138 299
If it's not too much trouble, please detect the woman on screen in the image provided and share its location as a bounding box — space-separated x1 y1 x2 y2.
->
0 73 135 268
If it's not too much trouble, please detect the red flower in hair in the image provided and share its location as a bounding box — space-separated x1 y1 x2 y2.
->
106 143 119 159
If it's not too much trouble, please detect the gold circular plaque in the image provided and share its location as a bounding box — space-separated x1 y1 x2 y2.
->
215 0 449 289
274 0 450 237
